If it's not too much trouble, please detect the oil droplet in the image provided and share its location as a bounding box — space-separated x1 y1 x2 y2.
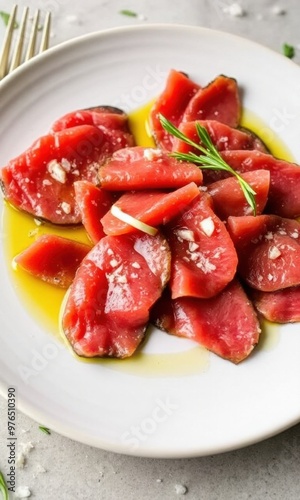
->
256 320 281 352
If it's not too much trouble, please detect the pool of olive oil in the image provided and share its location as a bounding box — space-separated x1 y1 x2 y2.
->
2 104 290 375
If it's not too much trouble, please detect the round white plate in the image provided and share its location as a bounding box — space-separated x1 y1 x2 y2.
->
1 25 300 458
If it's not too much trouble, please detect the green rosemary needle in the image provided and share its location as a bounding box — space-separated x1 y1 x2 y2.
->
159 114 257 215
39 425 51 435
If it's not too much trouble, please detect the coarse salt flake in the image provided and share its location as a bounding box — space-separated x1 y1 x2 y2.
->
175 229 195 242
143 148 162 160
47 160 67 184
196 259 216 273
16 452 26 469
61 158 71 172
200 217 215 236
132 262 141 269
21 442 34 453
222 3 246 17
174 483 188 495
268 246 281 260
265 232 274 241
189 242 199 252
110 259 119 268
61 202 71 214
15 486 31 498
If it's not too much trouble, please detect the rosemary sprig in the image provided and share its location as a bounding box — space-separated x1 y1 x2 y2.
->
159 114 257 215
0 470 8 500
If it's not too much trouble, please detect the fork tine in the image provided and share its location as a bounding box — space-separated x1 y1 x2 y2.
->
0 4 18 79
24 9 40 62
39 12 51 53
9 6 29 73
0 6 52 80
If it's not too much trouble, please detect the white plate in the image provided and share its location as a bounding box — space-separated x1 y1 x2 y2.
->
1 25 300 458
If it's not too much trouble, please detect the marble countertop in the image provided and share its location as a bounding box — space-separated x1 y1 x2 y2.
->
1 1 300 499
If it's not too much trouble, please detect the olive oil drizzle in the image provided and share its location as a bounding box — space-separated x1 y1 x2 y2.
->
2 106 288 375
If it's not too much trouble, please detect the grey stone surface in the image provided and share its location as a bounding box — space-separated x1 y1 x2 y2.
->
1 0 300 498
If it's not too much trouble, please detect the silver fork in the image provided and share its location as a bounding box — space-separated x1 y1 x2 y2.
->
0 4 51 80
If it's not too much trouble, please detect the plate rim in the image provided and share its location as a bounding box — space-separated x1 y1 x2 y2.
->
1 23 300 458
1 22 299 92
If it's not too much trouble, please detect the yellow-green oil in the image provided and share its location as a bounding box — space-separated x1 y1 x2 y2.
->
2 105 290 375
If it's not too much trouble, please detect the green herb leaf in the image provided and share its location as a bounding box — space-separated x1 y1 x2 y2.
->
159 114 257 215
0 470 8 500
0 10 19 28
0 11 10 26
282 43 295 59
119 9 138 17
39 425 51 435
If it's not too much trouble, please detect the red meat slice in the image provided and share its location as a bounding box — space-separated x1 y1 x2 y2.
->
207 170 270 219
74 181 114 243
166 193 238 299
62 232 171 358
227 214 300 291
50 106 135 151
221 150 300 218
251 286 300 323
0 125 124 224
172 120 267 154
98 146 203 190
50 106 130 132
182 75 241 128
149 69 200 150
14 234 91 288
101 182 200 236
151 279 260 363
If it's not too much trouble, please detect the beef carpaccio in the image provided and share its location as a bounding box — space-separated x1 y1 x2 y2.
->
2 69 300 364
62 232 171 358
